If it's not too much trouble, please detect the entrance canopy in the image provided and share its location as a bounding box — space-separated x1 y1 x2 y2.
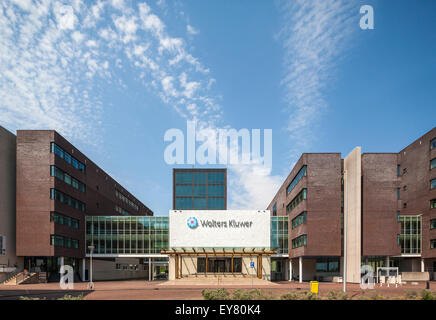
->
161 247 277 256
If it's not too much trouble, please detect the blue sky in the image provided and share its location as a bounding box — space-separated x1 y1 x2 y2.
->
0 0 435 216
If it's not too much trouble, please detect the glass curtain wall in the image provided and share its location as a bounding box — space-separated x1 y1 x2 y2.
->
86 216 169 254
270 216 289 254
398 216 422 254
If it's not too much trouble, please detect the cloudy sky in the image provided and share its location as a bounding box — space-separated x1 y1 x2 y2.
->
1 0 435 215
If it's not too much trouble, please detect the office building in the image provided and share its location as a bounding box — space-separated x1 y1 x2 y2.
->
267 127 436 282
173 168 227 210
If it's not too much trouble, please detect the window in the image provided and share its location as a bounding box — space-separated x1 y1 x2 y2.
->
50 212 79 229
431 179 436 190
431 219 436 230
397 188 400 200
398 216 422 254
292 234 307 249
50 142 85 172
431 239 436 249
287 165 307 194
431 199 436 209
50 189 86 212
0 236 5 255
50 235 79 248
286 189 307 214
397 165 401 176
115 190 139 211
272 203 277 217
403 168 407 174
403 203 407 208
403 185 407 191
316 258 339 273
292 211 307 229
50 166 86 192
397 211 401 222
431 138 436 150
115 205 130 216
431 158 436 170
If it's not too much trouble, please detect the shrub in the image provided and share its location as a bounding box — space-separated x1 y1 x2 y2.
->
280 291 304 300
57 294 84 300
202 288 230 300
19 296 45 300
231 289 273 300
420 290 434 301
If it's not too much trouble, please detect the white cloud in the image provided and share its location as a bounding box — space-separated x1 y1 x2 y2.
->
278 0 357 154
187 24 198 35
53 4 76 30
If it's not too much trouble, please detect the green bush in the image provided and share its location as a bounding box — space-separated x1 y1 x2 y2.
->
231 289 273 300
201 288 230 300
19 296 45 300
420 290 434 300
57 294 84 300
280 291 304 300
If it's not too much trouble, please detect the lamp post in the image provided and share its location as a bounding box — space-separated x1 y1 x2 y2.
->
343 170 347 293
88 245 95 289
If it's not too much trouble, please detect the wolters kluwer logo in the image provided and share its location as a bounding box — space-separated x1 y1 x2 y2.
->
187 217 198 229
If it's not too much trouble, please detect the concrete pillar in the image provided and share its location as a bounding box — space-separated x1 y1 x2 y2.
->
81 258 86 281
421 259 425 272
289 259 293 281
299 257 303 283
60 256 64 268
386 256 390 268
148 258 152 281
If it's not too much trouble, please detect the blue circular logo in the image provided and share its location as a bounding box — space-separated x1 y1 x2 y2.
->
187 217 198 229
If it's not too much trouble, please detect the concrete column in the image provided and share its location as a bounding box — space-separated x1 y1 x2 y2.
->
81 258 86 281
60 256 64 268
299 257 303 283
148 258 152 281
421 259 425 272
288 259 293 281
386 256 390 268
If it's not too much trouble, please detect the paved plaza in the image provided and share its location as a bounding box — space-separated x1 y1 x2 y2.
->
0 280 434 300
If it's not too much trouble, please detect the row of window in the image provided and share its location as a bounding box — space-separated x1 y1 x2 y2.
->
175 171 225 185
287 165 306 194
292 211 307 229
286 189 307 214
115 190 139 211
115 263 141 271
50 166 86 192
175 197 225 210
115 205 131 216
50 211 79 229
50 142 85 172
316 258 340 273
175 184 225 197
292 234 307 249
50 235 79 249
50 188 86 212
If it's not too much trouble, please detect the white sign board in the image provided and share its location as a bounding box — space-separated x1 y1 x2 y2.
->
169 210 270 248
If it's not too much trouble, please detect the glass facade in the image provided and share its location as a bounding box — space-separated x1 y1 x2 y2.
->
286 188 307 214
287 165 307 194
174 169 226 210
316 258 339 273
86 216 289 255
270 216 289 254
50 235 79 249
398 216 422 254
86 216 169 254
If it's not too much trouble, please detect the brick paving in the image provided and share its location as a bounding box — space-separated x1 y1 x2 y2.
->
0 280 434 300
